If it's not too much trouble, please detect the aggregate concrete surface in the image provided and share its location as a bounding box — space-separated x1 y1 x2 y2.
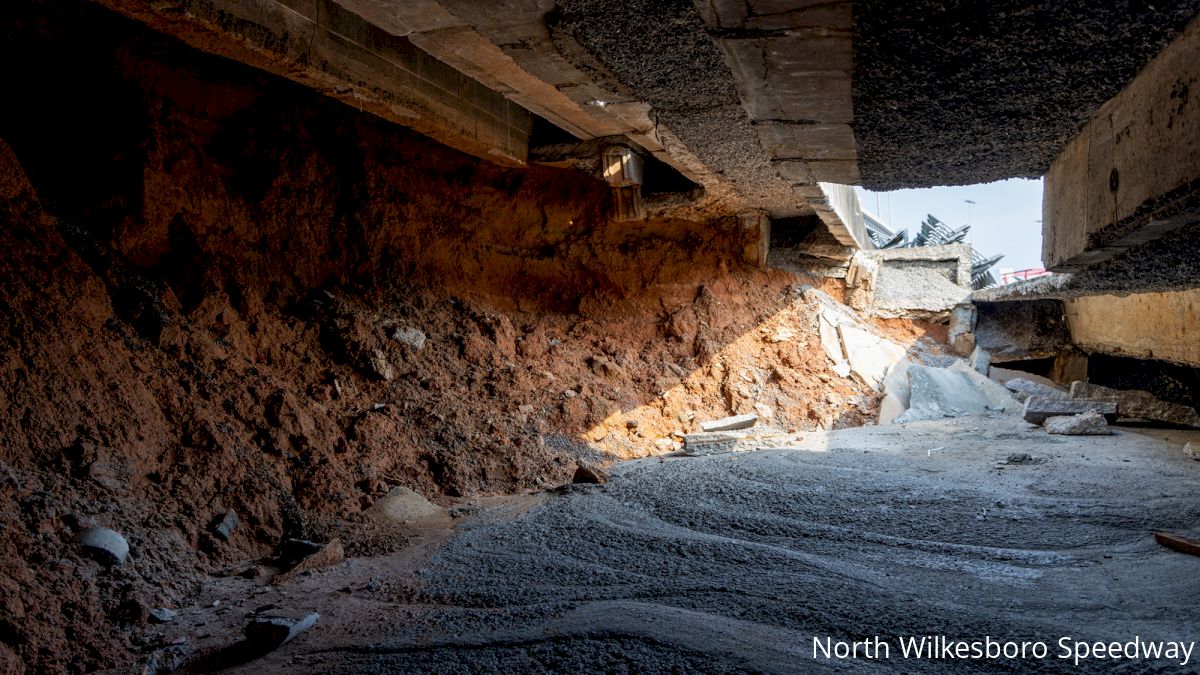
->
853 0 1200 189
196 416 1200 674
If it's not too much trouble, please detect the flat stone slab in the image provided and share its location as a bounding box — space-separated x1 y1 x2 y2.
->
1070 381 1200 428
699 413 758 432
1005 377 1069 403
1023 396 1117 425
1045 411 1112 435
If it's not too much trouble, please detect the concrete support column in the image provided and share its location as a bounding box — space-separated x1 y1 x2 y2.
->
1042 17 1200 270
739 210 770 270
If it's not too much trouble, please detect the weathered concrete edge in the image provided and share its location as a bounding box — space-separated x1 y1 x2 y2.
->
96 0 533 165
1042 15 1200 269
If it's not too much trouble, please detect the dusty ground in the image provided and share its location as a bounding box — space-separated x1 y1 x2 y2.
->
158 415 1200 674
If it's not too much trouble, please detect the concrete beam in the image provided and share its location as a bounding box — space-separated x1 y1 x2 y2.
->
97 0 533 165
1043 17 1200 271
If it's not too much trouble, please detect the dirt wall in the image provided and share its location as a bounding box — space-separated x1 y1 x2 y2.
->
0 3 932 671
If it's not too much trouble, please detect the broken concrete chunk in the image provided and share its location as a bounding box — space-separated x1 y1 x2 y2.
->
877 358 912 425
894 365 995 423
78 527 129 566
365 486 443 524
572 463 608 484
968 346 991 376
244 612 319 649
391 327 426 350
1069 382 1200 428
699 413 757 432
818 310 846 364
1045 411 1112 435
837 324 906 391
212 510 239 542
149 607 178 624
681 432 740 456
274 539 344 585
1022 396 1117 425
949 362 1022 414
832 361 851 378
1004 377 1069 403
1184 442 1200 461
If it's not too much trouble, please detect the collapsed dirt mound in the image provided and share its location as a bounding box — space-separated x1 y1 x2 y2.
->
0 4 943 671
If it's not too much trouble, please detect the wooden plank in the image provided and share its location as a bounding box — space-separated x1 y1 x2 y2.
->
1154 531 1200 557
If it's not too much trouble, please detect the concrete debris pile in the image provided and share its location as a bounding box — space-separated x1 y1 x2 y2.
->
891 362 1022 423
809 288 907 391
1021 396 1118 425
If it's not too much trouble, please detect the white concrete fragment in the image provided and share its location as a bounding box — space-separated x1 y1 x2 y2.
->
1184 442 1199 461
1045 412 1112 435
817 310 845 364
892 362 1019 423
245 612 319 649
78 527 129 566
700 413 758 432
837 324 906 391
877 358 912 425
832 361 851 378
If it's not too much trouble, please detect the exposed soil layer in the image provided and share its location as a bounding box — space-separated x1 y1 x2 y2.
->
0 4 943 671
853 0 1199 189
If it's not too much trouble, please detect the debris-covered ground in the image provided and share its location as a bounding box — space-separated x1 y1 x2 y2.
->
160 415 1200 673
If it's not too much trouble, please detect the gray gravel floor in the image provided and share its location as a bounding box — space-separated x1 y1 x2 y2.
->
234 415 1200 673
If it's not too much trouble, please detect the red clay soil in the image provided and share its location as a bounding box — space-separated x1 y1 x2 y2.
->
0 4 943 671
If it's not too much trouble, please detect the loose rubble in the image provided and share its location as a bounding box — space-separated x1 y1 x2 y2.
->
1070 382 1200 427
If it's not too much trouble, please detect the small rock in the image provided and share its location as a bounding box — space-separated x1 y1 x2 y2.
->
1045 411 1112 435
518 404 535 415
391 327 426 350
562 389 577 398
1182 442 1199 461
678 410 695 423
367 350 395 381
149 608 178 624
625 419 639 429
699 413 758 432
78 527 129 566
244 612 319 650
212 510 239 542
572 463 608 484
274 539 345 585
654 438 676 452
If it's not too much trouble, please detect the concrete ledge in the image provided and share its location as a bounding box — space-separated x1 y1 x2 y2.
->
1043 16 1200 270
98 0 533 165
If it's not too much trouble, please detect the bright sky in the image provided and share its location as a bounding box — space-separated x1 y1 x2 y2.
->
856 178 1045 273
